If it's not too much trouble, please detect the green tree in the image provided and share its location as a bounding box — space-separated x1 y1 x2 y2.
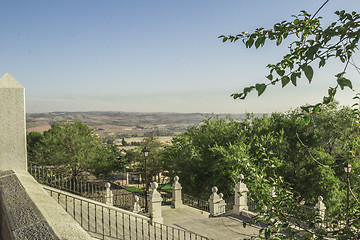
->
163 107 360 238
163 115 250 199
27 120 121 179
217 2 360 237
124 136 165 188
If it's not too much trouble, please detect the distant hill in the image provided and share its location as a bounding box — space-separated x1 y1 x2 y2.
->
26 111 264 137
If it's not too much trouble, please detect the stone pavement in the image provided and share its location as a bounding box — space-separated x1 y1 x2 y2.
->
162 205 262 239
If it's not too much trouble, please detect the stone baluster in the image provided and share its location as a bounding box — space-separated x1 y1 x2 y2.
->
218 193 227 215
209 186 223 217
233 174 249 214
171 176 183 208
104 182 114 205
149 182 163 224
132 195 141 213
315 196 326 228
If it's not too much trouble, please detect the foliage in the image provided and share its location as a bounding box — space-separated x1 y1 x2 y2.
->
124 136 165 189
163 115 249 199
123 186 145 193
27 120 123 179
219 9 360 112
215 2 360 238
163 105 360 232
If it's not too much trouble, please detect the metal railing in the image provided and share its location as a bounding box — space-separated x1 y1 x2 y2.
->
28 162 149 212
45 186 211 240
28 162 105 198
182 193 210 212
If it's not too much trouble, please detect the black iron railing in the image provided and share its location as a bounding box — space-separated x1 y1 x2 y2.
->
28 162 148 212
182 193 210 212
28 162 105 198
45 186 211 240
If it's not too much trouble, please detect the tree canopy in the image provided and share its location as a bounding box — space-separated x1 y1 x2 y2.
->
27 120 122 179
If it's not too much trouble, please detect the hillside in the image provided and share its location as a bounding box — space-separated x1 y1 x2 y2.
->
26 111 260 139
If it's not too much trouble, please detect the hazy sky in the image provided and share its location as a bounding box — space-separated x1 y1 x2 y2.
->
1 0 359 113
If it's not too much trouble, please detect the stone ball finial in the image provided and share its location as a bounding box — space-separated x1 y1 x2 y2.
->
238 174 244 180
318 196 323 202
219 193 223 198
174 176 179 182
151 182 158 190
211 186 218 193
134 195 139 202
105 182 111 188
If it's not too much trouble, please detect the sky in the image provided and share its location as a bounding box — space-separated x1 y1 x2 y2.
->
1 0 359 114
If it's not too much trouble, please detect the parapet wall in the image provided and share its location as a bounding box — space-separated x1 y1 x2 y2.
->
0 170 92 240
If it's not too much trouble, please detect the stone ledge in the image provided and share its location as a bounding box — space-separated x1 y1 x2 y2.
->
0 170 92 240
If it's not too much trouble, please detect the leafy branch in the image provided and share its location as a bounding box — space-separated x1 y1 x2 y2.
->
219 10 360 110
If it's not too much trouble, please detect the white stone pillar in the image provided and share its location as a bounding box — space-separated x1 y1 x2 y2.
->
171 176 183 208
149 182 163 224
233 174 249 214
132 195 141 213
104 182 113 205
0 73 27 171
218 193 226 215
209 186 223 217
315 196 326 228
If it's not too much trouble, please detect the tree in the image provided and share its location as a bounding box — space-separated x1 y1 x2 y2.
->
162 107 360 238
219 7 360 112
163 115 250 199
217 2 360 237
124 136 165 187
27 120 121 179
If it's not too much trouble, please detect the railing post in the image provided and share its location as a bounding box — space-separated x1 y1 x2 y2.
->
132 195 141 213
218 193 226 215
171 176 183 208
233 174 249 214
149 182 163 224
209 186 223 217
315 196 326 228
105 182 114 206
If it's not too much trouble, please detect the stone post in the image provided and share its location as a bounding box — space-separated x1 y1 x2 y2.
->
149 182 163 224
132 195 141 213
171 176 183 208
218 193 226 215
104 182 113 205
315 196 326 228
233 174 249 214
209 186 224 217
0 73 27 171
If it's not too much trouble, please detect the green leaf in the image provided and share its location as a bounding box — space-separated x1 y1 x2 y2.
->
222 36 228 42
323 96 331 104
276 69 285 77
266 74 273 81
255 83 267 96
255 37 261 49
246 38 254 48
301 64 313 83
304 115 310 125
337 77 353 90
281 76 290 88
290 72 297 86
319 58 326 68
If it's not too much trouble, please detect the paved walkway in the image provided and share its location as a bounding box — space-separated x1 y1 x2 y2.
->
162 205 261 239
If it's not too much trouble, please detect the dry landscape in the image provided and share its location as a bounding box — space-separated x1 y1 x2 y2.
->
26 111 249 146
